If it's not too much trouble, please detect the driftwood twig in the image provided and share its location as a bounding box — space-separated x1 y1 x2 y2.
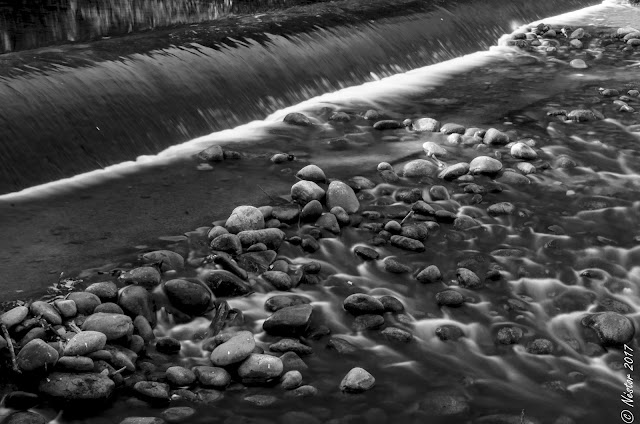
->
1 323 20 374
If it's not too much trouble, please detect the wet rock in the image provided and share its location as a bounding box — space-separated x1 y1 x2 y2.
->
436 325 465 341
430 185 449 201
210 331 256 366
283 112 313 126
330 206 350 226
3 411 46 424
412 201 435 216
379 169 400 183
237 250 277 273
510 142 538 160
94 303 124 314
598 298 633 314
118 285 156 326
284 387 319 400
329 111 351 122
416 265 442 283
202 270 252 297
378 295 404 313
118 267 161 290
17 339 58 372
4 391 40 410
395 188 423 203
496 327 524 345
225 206 265 234
403 159 437 177
142 250 184 272
238 354 283 381
326 181 359 213
64 331 107 356
413 118 441 132
343 294 384 316
527 339 553 354
373 120 403 130
390 235 425 252
264 295 311 312
348 176 376 191
261 271 293 291
300 199 323 221
296 165 326 182
39 372 115 401
457 268 482 289
281 370 303 390
67 292 102 315
435 290 465 307
483 128 509 146
164 279 212 316
269 339 313 355
263 304 313 337
272 205 299 222
353 314 385 331
420 393 470 416
364 110 381 120
198 145 224 161
134 316 155 342
440 123 466 134
516 162 536 174
381 327 412 343
401 224 429 242
161 407 196 423
566 109 600 122
29 301 62 325
383 257 412 273
316 213 340 234
193 366 231 388
134 381 170 402
340 367 375 393
438 163 469 180
301 236 320 253
582 312 635 345
271 153 290 163
244 394 278 407
166 366 196 386
280 351 309 373
327 337 358 356
210 233 242 255
291 181 326 205
53 299 77 318
82 313 133 341
487 202 515 216
454 216 481 231
469 156 502 175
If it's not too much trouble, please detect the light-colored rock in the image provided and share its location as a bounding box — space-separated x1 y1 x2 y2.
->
511 142 538 160
64 331 107 356
210 331 256 366
413 118 441 132
469 156 502 175
340 367 375 392
81 313 133 341
291 180 325 205
326 181 359 213
296 165 326 182
17 339 58 372
403 159 437 178
39 373 114 401
1 306 28 328
225 206 265 234
237 354 283 380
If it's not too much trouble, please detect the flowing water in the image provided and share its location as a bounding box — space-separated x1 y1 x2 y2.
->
1 0 640 423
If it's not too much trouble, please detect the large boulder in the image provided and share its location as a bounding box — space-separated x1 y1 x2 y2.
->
38 373 115 401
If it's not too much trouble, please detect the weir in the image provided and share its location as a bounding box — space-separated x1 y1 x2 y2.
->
0 0 598 193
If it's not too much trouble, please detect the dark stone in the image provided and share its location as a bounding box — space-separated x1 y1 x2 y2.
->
67 292 102 315
283 112 313 126
4 391 40 410
496 327 524 345
117 267 162 289
210 233 242 255
263 304 313 337
527 338 553 354
265 295 311 312
202 270 252 297
381 327 412 343
373 120 403 130
390 235 425 252
39 372 115 401
118 285 156 326
354 246 379 260
383 257 412 273
237 250 277 273
435 290 465 307
457 268 483 289
237 228 285 250
416 265 442 283
436 325 465 341
378 295 404 313
327 337 358 355
156 337 181 354
164 279 212 316
134 381 170 403
343 293 385 316
4 411 46 424
353 314 385 331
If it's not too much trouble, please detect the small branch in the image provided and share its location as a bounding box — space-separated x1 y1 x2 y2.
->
68 321 82 333
520 409 525 424
1 324 20 374
206 301 230 338
36 316 63 341
257 185 276 202
400 210 414 225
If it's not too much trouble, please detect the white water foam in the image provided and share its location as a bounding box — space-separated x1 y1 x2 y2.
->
0 0 620 202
